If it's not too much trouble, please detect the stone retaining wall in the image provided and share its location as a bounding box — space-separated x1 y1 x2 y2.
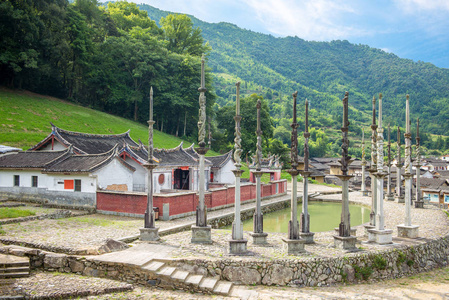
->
172 235 449 287
1 235 448 288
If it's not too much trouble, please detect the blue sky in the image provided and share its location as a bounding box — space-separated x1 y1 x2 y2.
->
135 0 449 69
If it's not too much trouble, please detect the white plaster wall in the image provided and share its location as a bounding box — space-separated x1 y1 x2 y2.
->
94 158 133 191
49 175 96 193
124 157 146 190
153 169 172 193
0 170 48 188
214 160 235 184
40 141 67 151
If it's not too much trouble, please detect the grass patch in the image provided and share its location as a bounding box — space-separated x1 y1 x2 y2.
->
0 207 36 219
0 88 219 155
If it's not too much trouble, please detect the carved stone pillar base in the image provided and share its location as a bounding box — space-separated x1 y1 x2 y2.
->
385 194 395 201
229 239 248 255
414 200 424 208
367 228 393 245
395 196 405 203
299 232 315 244
397 224 419 239
334 227 357 236
191 225 212 244
249 232 268 245
281 238 305 255
139 227 160 241
333 235 357 250
363 224 375 237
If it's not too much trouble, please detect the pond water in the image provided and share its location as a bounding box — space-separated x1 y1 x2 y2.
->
223 202 370 233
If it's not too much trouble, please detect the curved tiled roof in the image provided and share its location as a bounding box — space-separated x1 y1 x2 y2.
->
0 148 71 169
44 145 135 173
207 150 233 168
31 123 138 154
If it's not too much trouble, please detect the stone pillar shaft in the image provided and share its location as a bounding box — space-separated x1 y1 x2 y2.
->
289 175 299 239
198 154 206 226
301 177 309 232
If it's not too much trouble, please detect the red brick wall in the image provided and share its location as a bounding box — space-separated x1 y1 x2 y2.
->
97 192 146 214
97 180 287 217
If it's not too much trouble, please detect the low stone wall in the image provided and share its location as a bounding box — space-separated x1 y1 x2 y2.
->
0 187 96 208
172 235 449 287
1 235 448 288
2 235 449 288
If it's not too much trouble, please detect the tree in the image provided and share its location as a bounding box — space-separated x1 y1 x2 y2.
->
160 14 210 56
216 94 273 155
107 1 161 34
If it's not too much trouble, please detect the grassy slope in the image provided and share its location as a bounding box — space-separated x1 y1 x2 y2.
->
0 88 219 155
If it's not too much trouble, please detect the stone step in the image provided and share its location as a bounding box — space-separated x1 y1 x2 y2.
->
170 270 189 282
0 266 30 273
156 266 176 277
184 274 204 286
0 272 29 279
198 277 219 291
230 286 259 300
0 262 30 268
142 261 165 272
213 280 233 295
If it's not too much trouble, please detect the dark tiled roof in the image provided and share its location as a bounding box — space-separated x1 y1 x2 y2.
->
311 157 339 164
31 123 138 154
207 151 233 168
153 143 209 167
0 145 22 154
44 146 135 173
419 177 447 189
435 170 449 178
0 148 70 169
183 144 199 159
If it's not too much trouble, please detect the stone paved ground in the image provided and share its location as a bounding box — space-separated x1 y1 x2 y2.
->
1 187 448 259
2 265 449 299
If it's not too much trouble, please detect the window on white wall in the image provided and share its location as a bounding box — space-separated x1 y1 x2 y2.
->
32 176 38 187
14 175 20 187
74 179 81 192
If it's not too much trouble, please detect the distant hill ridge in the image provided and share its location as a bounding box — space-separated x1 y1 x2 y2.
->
140 4 449 136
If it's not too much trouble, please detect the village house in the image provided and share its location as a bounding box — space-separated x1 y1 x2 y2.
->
0 123 237 208
0 146 134 207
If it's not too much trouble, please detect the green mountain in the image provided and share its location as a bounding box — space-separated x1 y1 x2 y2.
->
140 4 449 137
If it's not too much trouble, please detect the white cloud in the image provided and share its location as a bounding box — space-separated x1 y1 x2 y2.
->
395 0 449 13
243 0 368 40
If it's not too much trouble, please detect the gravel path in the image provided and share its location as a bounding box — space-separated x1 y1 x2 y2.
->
3 265 449 299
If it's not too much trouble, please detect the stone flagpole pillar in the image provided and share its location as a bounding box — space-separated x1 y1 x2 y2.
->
386 124 395 201
398 95 419 238
364 96 377 235
282 91 305 254
367 93 393 244
361 128 368 196
414 118 424 208
249 97 268 244
229 82 248 254
395 127 404 203
140 87 160 241
299 99 315 243
333 91 357 250
191 54 212 244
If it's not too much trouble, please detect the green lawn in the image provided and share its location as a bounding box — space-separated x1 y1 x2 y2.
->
0 207 36 219
0 88 218 155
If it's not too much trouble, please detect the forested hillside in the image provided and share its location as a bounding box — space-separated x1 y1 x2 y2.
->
1 0 448 161
141 4 449 152
0 0 214 140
